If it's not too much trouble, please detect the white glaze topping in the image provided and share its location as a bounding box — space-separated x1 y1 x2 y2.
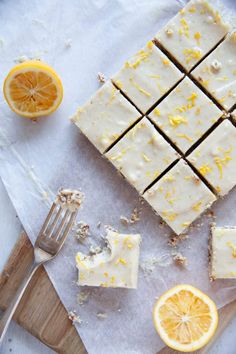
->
106 117 179 193
192 31 236 110
143 159 216 235
71 80 141 153
188 119 236 196
148 77 222 153
155 0 229 71
112 41 183 114
211 226 236 279
76 229 141 289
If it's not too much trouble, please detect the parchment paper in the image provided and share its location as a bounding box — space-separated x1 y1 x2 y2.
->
0 1 236 353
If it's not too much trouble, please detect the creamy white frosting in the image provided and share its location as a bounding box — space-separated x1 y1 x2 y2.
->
148 77 222 153
112 41 183 114
71 80 141 153
192 31 236 110
188 119 236 196
155 0 230 71
143 159 216 235
210 226 236 279
76 229 141 289
106 117 179 193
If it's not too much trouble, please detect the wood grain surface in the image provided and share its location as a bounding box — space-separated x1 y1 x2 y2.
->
1 231 236 354
0 232 86 354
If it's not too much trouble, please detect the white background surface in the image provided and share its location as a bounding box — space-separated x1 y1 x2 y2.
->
0 1 235 353
1 179 236 354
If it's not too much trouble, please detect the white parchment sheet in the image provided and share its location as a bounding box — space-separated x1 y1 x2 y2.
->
0 1 236 353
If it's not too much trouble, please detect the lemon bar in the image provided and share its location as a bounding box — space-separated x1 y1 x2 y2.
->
188 119 236 196
192 31 236 110
143 159 216 235
71 80 141 153
210 226 236 279
106 117 179 193
155 0 229 71
76 229 141 289
148 77 222 153
112 41 183 114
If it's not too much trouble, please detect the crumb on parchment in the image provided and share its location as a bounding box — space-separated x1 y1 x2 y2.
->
56 188 84 212
68 311 82 325
97 72 106 83
168 234 189 248
173 252 187 266
73 221 90 241
96 312 107 319
78 290 91 305
120 207 141 226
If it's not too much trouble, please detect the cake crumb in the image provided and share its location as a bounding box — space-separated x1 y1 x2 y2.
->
14 55 29 63
97 221 101 228
89 245 102 255
97 72 106 83
168 234 189 247
74 221 90 241
78 290 91 305
56 188 84 212
68 311 82 324
96 312 107 319
120 207 141 225
173 252 187 266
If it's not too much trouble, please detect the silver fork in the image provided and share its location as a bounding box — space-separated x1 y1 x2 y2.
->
0 201 78 344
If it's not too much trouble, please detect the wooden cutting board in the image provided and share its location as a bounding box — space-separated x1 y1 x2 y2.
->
1 232 236 354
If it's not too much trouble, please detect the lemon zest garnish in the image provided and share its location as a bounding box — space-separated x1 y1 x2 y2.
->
147 40 154 49
115 80 123 89
194 32 201 45
188 6 196 13
182 222 190 228
110 276 116 284
123 236 134 249
183 48 202 64
163 174 175 182
168 114 187 127
214 155 232 179
187 92 198 107
176 133 193 142
104 272 109 277
142 153 151 162
115 258 127 265
129 78 151 96
162 58 170 65
199 164 212 176
227 242 236 258
192 201 202 212
162 211 178 221
179 18 189 38
153 108 161 116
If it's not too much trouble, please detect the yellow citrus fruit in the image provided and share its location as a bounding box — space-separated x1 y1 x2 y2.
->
3 60 63 119
153 284 218 352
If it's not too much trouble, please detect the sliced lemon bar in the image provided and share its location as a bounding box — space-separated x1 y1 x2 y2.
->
210 226 236 280
112 41 183 114
148 77 222 153
192 31 236 110
76 229 141 289
188 119 236 196
155 0 229 71
106 117 179 193
143 159 216 235
71 80 141 153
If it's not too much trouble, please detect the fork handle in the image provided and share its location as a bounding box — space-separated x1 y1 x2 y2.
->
0 261 39 345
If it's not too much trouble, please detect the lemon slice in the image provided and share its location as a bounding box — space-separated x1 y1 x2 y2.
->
153 284 218 352
3 61 63 119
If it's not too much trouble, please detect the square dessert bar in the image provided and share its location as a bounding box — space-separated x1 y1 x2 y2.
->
143 159 216 235
210 226 236 279
192 31 236 110
155 0 229 71
148 77 222 153
106 117 179 193
76 229 141 289
112 41 183 114
188 119 236 196
71 80 141 153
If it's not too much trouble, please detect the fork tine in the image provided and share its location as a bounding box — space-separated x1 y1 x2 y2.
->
56 211 78 242
53 209 71 240
39 202 58 236
45 205 63 238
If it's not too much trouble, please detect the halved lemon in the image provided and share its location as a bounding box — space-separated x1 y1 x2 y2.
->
153 284 218 352
3 60 63 119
